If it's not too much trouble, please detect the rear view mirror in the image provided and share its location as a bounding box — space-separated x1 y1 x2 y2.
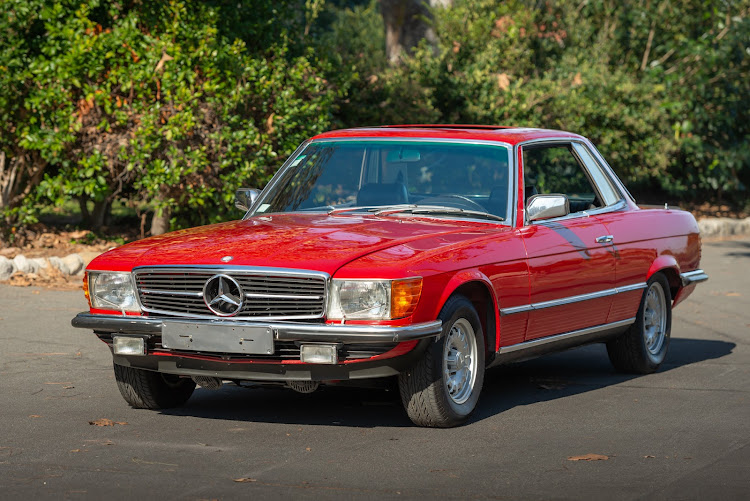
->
235 188 260 212
385 149 421 163
526 194 569 221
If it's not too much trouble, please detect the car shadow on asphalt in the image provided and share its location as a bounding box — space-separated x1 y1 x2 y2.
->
159 337 734 428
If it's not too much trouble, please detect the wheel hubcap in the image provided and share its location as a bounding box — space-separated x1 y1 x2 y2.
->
443 318 478 405
643 282 667 356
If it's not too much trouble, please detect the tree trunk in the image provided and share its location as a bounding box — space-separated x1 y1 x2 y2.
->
380 0 451 65
150 206 171 236
78 198 111 230
90 200 111 230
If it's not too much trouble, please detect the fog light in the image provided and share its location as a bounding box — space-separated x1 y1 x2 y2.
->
300 344 338 364
113 336 146 356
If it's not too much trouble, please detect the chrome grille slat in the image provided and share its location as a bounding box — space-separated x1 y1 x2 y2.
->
134 266 327 320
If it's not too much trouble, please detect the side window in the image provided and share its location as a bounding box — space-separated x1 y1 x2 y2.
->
571 143 621 206
522 144 608 214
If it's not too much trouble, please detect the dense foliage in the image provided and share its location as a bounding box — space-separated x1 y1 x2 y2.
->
1 0 747 238
1 0 334 232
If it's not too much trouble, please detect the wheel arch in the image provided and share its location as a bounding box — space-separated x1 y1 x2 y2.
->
435 271 498 361
647 255 681 300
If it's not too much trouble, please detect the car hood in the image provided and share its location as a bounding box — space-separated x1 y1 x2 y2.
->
88 213 507 276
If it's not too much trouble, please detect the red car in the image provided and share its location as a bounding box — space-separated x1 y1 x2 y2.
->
72 125 707 427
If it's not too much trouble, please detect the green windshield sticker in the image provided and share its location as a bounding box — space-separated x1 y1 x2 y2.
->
290 155 307 167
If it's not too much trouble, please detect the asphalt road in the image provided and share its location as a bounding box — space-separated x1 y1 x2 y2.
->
1 238 748 500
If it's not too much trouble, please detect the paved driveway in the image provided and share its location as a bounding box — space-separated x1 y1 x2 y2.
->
1 238 748 499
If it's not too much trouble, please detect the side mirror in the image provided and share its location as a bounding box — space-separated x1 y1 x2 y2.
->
235 188 260 212
526 194 569 222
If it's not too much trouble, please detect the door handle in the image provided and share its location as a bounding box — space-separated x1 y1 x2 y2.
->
595 235 614 244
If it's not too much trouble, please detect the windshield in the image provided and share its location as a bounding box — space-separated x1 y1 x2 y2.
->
251 140 512 221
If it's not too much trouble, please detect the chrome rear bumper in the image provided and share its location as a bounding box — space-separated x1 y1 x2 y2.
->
680 269 708 287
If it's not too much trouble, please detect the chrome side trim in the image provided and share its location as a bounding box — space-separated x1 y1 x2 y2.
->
495 318 635 357
680 269 708 287
71 313 442 344
617 282 648 293
499 283 647 316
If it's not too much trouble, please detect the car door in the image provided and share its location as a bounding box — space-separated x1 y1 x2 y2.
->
518 142 617 341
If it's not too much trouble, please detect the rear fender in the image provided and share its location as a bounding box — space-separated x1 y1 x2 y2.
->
647 255 682 304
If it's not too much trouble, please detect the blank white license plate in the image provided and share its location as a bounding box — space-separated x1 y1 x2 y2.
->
161 321 274 355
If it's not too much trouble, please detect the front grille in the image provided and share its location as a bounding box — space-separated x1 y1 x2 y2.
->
133 267 327 320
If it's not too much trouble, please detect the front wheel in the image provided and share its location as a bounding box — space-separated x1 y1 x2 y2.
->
398 295 485 427
113 363 196 409
607 273 672 374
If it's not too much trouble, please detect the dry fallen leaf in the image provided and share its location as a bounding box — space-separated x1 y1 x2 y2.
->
89 419 128 427
71 449 81 453
497 73 511 91
233 478 257 483
305 447 312 452
568 453 609 461
29 415 42 418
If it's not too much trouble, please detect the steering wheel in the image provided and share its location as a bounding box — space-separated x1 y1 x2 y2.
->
417 195 487 212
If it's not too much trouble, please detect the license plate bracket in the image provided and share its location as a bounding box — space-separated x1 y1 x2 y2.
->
161 321 274 355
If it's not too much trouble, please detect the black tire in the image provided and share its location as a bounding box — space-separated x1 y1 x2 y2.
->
113 363 196 409
607 273 672 374
398 295 486 428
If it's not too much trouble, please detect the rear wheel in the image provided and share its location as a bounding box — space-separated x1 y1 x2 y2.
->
607 273 672 374
113 363 196 409
398 295 485 427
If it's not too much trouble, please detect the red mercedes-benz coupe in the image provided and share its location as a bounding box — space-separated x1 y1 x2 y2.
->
73 125 707 427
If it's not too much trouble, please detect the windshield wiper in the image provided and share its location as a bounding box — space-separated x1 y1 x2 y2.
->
373 205 505 222
327 205 402 215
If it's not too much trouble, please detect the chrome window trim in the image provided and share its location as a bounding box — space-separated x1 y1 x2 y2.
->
132 265 330 321
531 199 628 225
248 137 514 226
499 282 647 316
243 140 310 220
496 317 635 355
516 137 629 226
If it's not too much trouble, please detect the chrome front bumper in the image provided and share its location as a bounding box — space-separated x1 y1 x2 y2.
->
71 313 443 344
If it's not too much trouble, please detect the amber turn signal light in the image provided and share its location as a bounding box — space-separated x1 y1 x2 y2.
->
391 278 423 319
82 271 90 306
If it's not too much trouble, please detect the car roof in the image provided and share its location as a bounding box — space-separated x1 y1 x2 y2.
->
310 125 584 146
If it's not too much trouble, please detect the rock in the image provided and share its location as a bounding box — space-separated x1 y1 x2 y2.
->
13 255 40 274
38 232 58 248
698 217 750 239
60 254 85 275
77 251 103 267
47 256 66 274
0 256 16 281
30 257 49 269
0 247 20 257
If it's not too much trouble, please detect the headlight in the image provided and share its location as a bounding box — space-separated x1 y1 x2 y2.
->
88 272 139 312
328 278 422 320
